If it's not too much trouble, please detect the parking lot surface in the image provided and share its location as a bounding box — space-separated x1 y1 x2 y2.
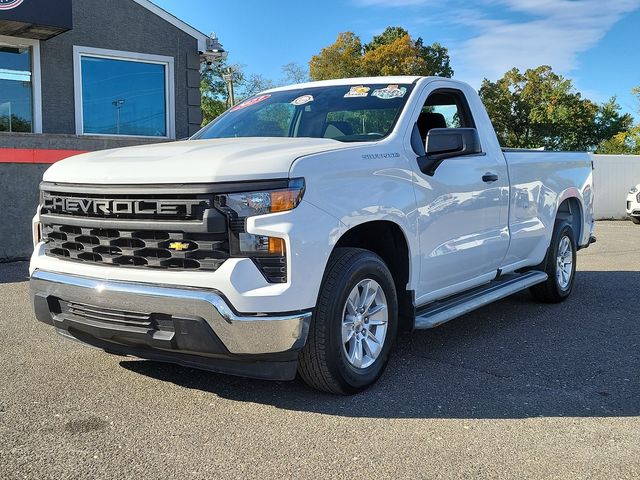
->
1 221 639 479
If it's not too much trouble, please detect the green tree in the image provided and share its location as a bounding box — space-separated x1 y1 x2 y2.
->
309 27 453 80
364 27 453 78
598 126 640 154
598 87 640 154
362 33 428 76
479 66 632 151
0 114 32 132
200 62 278 125
416 40 453 79
364 26 409 52
200 62 239 125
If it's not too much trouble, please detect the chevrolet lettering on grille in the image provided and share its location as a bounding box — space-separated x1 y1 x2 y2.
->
43 194 206 216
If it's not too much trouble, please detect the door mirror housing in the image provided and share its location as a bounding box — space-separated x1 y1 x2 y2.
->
417 128 482 176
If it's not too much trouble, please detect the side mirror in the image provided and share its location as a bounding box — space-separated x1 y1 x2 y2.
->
417 128 482 176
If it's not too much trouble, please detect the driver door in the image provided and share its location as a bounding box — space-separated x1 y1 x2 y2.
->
410 84 510 304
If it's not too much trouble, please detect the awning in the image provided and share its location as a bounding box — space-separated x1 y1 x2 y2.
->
0 0 72 40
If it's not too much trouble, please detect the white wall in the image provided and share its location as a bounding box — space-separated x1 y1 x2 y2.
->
592 154 640 219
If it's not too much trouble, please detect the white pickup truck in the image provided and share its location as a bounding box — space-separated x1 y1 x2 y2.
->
30 76 595 394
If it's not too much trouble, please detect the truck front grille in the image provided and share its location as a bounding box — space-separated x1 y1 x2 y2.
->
40 184 231 272
39 182 289 281
43 224 228 271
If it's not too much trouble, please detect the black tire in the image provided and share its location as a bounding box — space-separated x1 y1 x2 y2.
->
530 221 577 303
630 216 640 225
298 248 398 395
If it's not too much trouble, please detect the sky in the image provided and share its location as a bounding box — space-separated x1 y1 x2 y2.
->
153 0 640 118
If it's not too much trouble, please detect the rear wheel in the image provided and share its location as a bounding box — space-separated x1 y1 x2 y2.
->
298 248 398 395
530 221 577 303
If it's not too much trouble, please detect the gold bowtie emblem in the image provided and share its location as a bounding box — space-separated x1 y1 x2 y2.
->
169 242 190 251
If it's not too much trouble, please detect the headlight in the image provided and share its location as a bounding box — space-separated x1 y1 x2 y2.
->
630 187 638 194
219 178 305 218
215 178 305 283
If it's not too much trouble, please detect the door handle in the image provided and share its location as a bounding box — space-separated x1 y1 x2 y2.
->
482 173 499 183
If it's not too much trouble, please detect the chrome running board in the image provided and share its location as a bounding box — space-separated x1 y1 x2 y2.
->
414 271 548 329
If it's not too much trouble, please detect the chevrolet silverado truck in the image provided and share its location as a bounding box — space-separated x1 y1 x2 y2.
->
30 76 595 394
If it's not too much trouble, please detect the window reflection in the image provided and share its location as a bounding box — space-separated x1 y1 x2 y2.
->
0 46 33 133
81 56 167 137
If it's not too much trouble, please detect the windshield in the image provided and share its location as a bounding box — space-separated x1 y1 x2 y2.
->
194 83 415 143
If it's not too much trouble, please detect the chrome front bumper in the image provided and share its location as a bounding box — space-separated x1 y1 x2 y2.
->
30 270 311 355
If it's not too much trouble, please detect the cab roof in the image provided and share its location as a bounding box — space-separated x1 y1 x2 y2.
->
263 76 423 93
262 76 472 94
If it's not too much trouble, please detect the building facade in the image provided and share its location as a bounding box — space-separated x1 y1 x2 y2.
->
0 0 209 260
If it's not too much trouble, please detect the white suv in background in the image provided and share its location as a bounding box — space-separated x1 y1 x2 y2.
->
627 184 640 224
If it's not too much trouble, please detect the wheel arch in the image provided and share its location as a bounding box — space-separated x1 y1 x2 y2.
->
333 220 415 331
556 194 584 247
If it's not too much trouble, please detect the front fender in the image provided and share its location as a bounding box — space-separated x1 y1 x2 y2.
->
290 146 421 293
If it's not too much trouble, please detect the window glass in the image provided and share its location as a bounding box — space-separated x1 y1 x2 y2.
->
421 90 474 129
81 56 167 136
0 46 33 133
325 109 398 138
415 90 476 145
425 104 461 128
195 84 414 143
223 103 296 137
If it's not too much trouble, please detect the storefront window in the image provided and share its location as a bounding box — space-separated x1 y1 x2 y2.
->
80 56 167 137
0 45 33 133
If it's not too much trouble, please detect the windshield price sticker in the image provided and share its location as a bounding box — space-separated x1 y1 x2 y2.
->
291 94 314 106
344 86 370 98
371 85 407 100
230 94 271 112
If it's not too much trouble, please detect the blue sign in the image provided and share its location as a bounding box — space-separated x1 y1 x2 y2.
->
0 0 23 10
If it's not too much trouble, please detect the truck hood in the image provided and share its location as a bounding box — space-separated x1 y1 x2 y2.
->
43 137 353 184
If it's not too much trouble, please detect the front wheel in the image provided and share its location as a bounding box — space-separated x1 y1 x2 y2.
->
298 248 398 395
530 221 577 303
630 216 640 225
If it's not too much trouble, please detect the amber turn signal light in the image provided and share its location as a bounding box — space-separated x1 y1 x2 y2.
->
271 189 300 213
268 237 286 256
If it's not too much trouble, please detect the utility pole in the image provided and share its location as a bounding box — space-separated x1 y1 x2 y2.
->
112 99 125 135
222 67 235 107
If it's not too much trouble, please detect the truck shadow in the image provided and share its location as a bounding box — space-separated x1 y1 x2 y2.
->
120 270 640 419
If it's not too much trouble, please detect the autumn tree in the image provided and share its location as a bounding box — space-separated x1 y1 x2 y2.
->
309 32 364 81
479 66 632 151
309 27 453 80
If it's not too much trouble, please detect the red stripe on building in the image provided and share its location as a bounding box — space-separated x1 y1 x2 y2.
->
0 148 87 164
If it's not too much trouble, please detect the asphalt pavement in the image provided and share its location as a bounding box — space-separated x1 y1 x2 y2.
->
0 221 638 479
